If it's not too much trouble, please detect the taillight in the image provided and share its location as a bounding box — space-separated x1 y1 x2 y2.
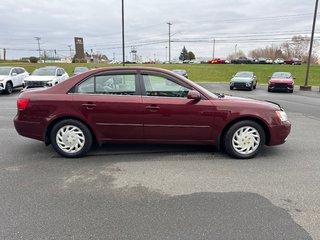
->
17 98 30 110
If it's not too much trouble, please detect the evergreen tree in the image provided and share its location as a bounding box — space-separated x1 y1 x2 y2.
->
179 46 189 61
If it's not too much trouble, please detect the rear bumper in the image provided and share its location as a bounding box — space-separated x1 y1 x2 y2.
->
14 115 45 141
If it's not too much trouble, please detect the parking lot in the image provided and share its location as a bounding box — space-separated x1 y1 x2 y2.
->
1 83 320 239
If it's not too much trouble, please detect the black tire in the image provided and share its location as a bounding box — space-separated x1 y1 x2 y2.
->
248 84 253 91
268 89 271 92
230 86 234 90
5 81 13 94
50 119 93 158
223 120 265 159
253 83 257 89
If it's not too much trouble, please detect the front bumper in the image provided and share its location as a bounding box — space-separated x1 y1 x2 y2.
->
268 121 291 146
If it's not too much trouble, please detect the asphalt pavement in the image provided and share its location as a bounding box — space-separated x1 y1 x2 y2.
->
0 84 319 239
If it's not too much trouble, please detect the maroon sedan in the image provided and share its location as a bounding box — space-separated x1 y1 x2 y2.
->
14 67 291 159
268 72 294 93
284 58 302 65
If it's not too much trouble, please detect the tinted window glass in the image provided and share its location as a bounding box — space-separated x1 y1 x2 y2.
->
95 74 136 95
11 69 18 75
76 77 94 93
15 68 24 74
75 74 136 95
142 75 191 98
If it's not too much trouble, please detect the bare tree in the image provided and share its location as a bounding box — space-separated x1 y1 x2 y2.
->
226 50 246 60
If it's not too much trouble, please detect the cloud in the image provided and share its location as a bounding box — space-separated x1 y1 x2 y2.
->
0 0 317 60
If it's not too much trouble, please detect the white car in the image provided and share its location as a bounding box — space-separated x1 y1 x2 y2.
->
0 66 29 94
24 66 69 88
266 58 273 64
274 58 284 64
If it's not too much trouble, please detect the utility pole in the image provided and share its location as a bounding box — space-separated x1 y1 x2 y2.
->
167 22 172 64
68 45 72 58
212 38 215 59
3 48 6 61
301 0 318 91
235 44 237 57
122 0 125 66
35 37 41 62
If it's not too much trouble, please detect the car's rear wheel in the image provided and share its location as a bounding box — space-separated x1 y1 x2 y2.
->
50 119 92 158
223 120 265 159
5 81 13 94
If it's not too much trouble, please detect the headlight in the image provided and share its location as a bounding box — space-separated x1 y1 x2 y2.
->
246 82 251 87
230 82 234 86
276 110 288 122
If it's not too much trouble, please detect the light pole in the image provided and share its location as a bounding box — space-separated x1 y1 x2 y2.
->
121 0 125 66
68 45 72 59
165 46 168 62
35 37 41 62
234 44 237 57
301 0 319 91
167 22 172 64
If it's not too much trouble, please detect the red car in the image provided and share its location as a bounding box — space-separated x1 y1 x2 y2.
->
14 67 291 159
208 58 226 64
284 58 302 65
268 72 294 93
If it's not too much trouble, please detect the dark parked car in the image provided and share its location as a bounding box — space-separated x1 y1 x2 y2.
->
284 58 302 65
231 57 252 64
172 69 188 78
73 67 89 76
14 67 291 159
268 72 294 93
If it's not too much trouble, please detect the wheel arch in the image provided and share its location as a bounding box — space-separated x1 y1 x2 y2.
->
219 116 271 150
44 116 97 146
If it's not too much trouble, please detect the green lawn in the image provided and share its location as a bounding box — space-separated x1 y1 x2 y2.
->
0 61 319 86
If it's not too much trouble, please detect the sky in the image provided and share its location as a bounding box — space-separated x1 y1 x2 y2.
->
0 0 319 61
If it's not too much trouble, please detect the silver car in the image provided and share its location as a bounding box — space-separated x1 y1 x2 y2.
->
230 71 257 91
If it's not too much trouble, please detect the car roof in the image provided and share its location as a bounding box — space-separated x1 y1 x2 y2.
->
236 71 253 74
272 72 291 74
37 66 60 70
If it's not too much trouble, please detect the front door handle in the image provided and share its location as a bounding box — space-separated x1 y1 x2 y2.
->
146 105 160 111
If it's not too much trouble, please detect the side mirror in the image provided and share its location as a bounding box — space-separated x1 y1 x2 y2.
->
12 72 17 76
187 90 201 100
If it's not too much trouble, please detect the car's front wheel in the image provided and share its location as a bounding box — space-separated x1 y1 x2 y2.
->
5 81 13 94
223 120 265 159
50 119 92 158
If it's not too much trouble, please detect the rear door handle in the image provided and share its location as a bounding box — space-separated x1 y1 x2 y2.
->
82 103 97 109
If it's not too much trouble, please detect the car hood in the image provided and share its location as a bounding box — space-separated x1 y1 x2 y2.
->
231 77 252 82
0 75 10 80
24 76 57 81
269 78 294 84
221 95 280 110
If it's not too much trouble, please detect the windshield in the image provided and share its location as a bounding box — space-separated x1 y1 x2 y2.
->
0 67 11 75
235 72 252 78
32 68 56 76
271 72 291 79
